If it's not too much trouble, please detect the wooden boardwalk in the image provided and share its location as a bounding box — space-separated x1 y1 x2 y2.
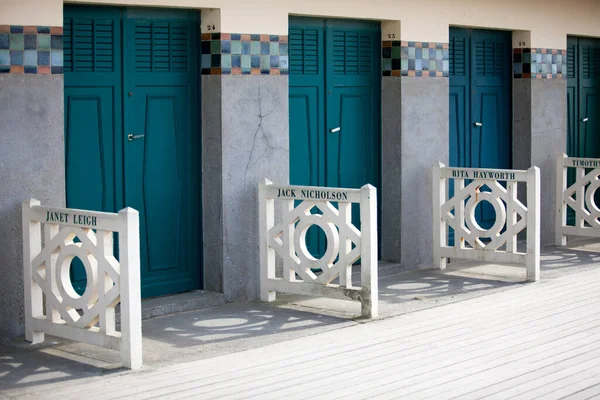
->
21 268 600 400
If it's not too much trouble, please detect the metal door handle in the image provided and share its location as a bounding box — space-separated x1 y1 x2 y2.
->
329 127 341 133
128 134 145 141
474 122 483 127
583 118 589 123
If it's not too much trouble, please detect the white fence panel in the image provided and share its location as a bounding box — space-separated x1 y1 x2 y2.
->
556 153 600 245
432 163 540 282
259 179 378 318
22 199 142 370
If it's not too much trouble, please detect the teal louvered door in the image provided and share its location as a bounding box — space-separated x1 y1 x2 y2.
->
64 6 201 298
449 28 511 230
123 9 200 297
567 37 600 159
566 37 600 225
289 17 380 258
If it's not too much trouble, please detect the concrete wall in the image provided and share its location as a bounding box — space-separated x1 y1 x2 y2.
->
400 78 449 270
0 75 65 342
203 76 289 301
531 79 567 245
381 77 402 263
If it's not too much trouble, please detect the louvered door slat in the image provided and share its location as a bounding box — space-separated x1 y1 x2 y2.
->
64 17 115 72
133 21 189 73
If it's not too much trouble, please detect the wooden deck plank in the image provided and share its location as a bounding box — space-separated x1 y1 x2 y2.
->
22 269 600 400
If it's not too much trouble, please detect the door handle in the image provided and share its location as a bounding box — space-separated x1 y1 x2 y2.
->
128 134 145 141
474 122 483 127
329 127 341 133
583 118 589 123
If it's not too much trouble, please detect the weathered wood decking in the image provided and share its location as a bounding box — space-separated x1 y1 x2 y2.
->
19 268 600 400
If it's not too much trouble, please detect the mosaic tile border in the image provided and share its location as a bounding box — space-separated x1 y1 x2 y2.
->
0 25 63 74
382 41 449 77
201 33 288 75
513 48 567 79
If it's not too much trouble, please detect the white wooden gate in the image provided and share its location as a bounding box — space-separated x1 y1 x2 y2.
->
259 179 378 318
556 153 600 245
22 199 142 370
432 163 541 282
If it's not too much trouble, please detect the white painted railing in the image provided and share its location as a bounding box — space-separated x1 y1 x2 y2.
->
556 153 600 245
432 163 541 282
259 179 378 318
22 199 142 370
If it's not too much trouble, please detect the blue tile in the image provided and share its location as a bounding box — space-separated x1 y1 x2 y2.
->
408 58 415 70
408 47 415 58
443 70 449 77
51 66 63 74
442 49 449 60
0 34 9 49
279 56 288 70
401 47 408 59
422 42 429 48
415 48 421 59
442 60 449 72
242 67 251 75
24 34 36 50
10 26 23 34
382 58 392 71
232 54 241 68
429 70 436 77
51 50 63 66
0 65 9 73
0 50 9 65
51 35 62 50
270 35 279 42
251 34 261 41
231 33 241 40
415 59 422 71
221 67 231 74
429 48 436 59
251 54 260 68
37 26 50 34
10 50 23 65
24 66 37 74
270 55 279 68
24 50 36 66
436 43 443 49
221 40 231 54
279 43 288 56
408 41 415 47
260 42 269 55
382 47 392 58
437 60 443 71
201 54 211 69
38 50 50 65
415 70 422 77
241 41 250 55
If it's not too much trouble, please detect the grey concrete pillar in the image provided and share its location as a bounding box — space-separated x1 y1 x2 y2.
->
513 78 567 245
202 75 289 302
381 76 402 263
399 77 450 270
0 75 65 342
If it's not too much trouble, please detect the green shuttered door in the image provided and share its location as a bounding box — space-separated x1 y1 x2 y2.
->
289 17 381 257
64 6 201 298
449 27 511 230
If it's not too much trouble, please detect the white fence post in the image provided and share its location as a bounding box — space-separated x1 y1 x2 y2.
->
526 167 541 282
432 162 447 270
22 200 142 370
360 184 378 319
259 180 378 318
259 178 276 302
118 207 142 370
22 198 43 344
555 153 568 246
